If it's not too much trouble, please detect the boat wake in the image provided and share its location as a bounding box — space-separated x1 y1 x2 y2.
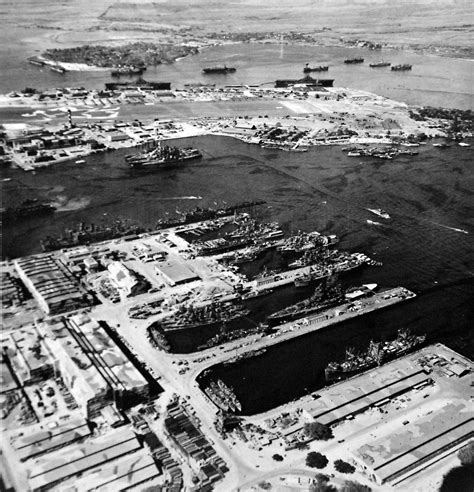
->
53 196 91 211
428 221 468 234
156 196 203 201
367 219 382 226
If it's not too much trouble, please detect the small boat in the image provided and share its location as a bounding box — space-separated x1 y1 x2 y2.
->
367 219 382 226
433 143 451 148
367 208 391 220
50 64 67 74
345 283 377 300
294 275 311 288
458 142 470 147
75 159 86 164
347 151 361 157
28 57 46 67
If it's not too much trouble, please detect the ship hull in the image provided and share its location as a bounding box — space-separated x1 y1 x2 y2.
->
129 153 201 168
325 343 424 382
303 67 329 73
268 301 336 325
202 67 236 74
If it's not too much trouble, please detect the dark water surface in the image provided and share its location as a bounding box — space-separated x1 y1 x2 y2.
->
2 135 473 413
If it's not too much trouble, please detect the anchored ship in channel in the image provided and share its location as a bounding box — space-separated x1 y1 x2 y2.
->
344 57 364 64
202 65 236 74
391 64 412 71
303 63 329 73
127 143 202 168
369 61 391 67
111 66 146 77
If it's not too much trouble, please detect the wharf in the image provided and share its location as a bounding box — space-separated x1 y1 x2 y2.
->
188 287 416 368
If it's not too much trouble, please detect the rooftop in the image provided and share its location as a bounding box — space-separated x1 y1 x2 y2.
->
156 259 200 285
353 401 474 483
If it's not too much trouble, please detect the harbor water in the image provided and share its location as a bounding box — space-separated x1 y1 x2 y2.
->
1 35 473 415
2 135 473 414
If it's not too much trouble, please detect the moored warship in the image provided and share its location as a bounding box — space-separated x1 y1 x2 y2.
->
267 276 344 325
158 301 251 331
155 200 266 229
205 379 242 413
40 219 145 251
1 199 56 224
325 329 426 382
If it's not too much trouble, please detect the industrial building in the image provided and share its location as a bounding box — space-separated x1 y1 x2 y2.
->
14 255 91 314
44 314 149 418
352 404 474 485
107 261 148 297
10 417 91 462
155 259 200 286
26 427 157 492
1 324 58 385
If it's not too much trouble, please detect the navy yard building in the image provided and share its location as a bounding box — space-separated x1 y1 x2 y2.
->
14 254 93 314
46 314 150 418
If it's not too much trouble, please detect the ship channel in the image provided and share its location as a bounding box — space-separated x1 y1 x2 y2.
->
2 132 473 416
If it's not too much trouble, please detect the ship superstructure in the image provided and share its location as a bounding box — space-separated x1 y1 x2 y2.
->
325 329 426 381
126 142 202 168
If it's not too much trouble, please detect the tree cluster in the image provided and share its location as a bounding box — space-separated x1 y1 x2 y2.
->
304 421 333 441
306 451 329 469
